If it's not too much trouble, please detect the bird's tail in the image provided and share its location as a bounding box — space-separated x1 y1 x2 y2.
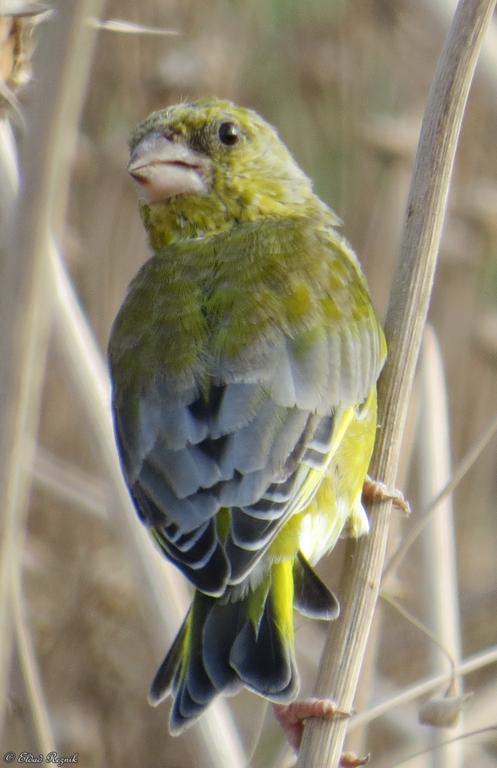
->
149 553 338 733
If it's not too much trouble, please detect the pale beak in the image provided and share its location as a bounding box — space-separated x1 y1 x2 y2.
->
128 132 208 203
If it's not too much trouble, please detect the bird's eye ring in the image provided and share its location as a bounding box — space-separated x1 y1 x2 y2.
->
218 121 240 146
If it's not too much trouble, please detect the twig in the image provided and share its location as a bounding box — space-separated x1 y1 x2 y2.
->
381 594 456 678
349 643 497 732
87 17 179 35
296 2 497 765
385 725 497 767
384 407 497 578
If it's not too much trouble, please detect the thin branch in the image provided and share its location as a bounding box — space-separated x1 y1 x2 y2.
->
12 569 55 753
386 725 497 767
87 17 179 35
296 2 497 765
350 643 497 732
381 594 456 678
384 407 497 578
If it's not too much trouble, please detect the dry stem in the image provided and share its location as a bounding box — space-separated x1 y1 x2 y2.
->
296 1 497 765
417 327 463 766
0 0 103 737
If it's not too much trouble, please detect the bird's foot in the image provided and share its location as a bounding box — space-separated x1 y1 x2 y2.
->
339 753 371 767
363 476 410 516
273 697 351 752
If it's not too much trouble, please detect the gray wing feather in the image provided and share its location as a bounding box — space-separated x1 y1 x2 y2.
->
211 383 267 438
110 227 385 596
147 441 224 498
155 405 209 449
218 400 287 477
138 462 219 532
267 335 332 410
218 466 279 508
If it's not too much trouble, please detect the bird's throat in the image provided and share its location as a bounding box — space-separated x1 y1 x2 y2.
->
140 194 241 249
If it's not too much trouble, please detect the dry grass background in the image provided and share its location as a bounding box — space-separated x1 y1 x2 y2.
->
1 1 497 767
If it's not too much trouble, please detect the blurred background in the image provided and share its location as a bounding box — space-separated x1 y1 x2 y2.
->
1 1 496 766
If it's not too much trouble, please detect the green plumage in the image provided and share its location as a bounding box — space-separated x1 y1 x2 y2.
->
108 98 386 733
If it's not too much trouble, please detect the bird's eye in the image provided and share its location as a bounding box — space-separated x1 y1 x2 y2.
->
218 121 240 146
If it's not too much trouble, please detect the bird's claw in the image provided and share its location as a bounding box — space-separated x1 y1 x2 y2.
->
340 751 370 767
273 697 351 752
363 476 411 515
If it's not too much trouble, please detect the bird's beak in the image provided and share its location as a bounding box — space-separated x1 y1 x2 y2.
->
128 132 208 203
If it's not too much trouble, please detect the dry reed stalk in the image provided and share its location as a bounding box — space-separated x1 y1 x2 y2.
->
11 567 55 752
0 0 104 738
345 360 421 761
417 327 463 767
423 0 497 89
0 42 21 750
296 1 497 765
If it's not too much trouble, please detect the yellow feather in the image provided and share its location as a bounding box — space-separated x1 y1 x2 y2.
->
271 559 294 643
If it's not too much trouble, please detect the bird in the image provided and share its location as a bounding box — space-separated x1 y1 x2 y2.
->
108 97 387 738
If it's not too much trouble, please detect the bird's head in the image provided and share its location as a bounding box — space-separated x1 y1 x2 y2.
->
128 98 324 247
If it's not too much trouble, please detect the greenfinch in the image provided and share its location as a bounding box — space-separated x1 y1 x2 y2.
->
108 98 386 733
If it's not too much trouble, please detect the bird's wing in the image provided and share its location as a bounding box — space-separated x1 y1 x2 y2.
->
109 221 385 596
